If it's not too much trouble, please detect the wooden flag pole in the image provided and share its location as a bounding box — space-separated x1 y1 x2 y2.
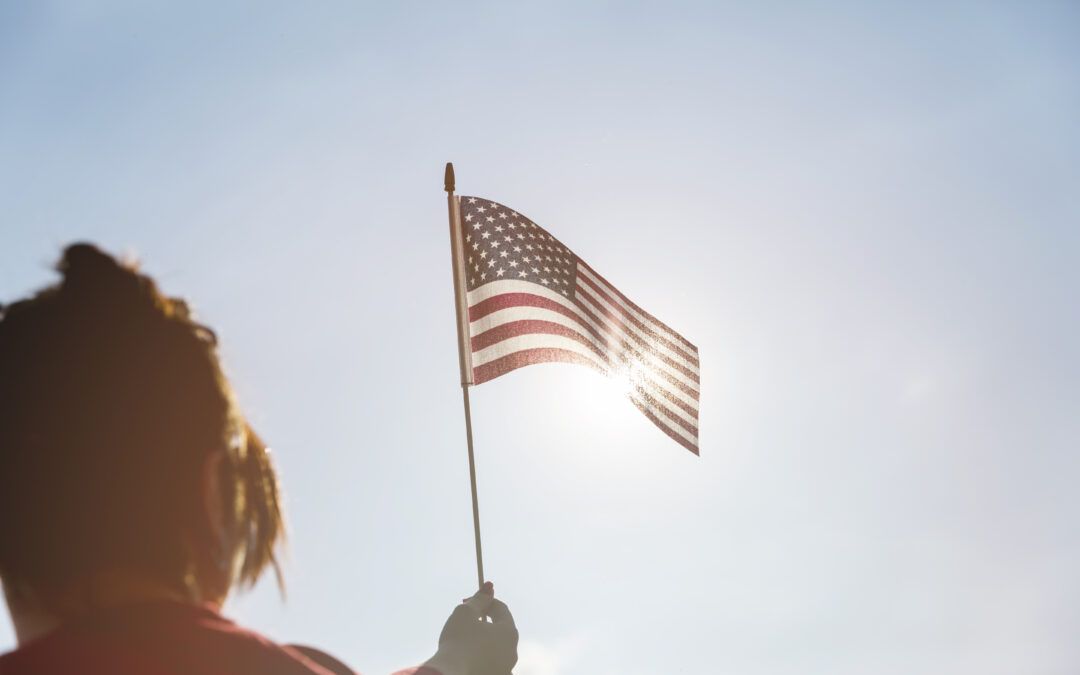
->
445 162 485 590
459 386 484 590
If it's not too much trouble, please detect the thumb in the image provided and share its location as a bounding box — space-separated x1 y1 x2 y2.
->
462 581 495 615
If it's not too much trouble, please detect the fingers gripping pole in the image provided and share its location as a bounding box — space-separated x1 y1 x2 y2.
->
446 162 484 589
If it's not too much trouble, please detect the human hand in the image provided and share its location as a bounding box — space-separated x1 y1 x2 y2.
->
423 582 518 675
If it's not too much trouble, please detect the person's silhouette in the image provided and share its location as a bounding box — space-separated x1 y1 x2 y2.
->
0 243 517 675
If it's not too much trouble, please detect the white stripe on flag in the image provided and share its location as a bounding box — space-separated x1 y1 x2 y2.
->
466 279 578 313
576 280 700 377
471 303 699 427
576 290 701 394
467 279 699 413
577 264 698 358
627 389 699 447
470 306 608 356
470 333 608 371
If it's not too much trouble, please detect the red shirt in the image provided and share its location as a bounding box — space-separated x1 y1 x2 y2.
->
0 601 440 675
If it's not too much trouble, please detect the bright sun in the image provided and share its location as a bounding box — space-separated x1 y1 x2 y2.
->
555 367 649 458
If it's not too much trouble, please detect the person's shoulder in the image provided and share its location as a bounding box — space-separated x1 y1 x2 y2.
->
284 646 445 675
286 646 358 675
0 603 358 675
0 630 175 675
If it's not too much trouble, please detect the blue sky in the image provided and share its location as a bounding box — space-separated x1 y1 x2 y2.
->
2 2 1078 673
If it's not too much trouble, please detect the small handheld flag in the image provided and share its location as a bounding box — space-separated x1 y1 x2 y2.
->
443 163 701 588
451 192 700 454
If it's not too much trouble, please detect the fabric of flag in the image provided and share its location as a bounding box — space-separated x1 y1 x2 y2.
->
458 196 700 454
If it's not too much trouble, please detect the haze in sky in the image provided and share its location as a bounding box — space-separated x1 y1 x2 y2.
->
1 2 1078 674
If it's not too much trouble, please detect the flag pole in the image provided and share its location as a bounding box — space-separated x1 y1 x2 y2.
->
445 162 485 590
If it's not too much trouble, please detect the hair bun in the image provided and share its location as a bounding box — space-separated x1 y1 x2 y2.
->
57 242 151 313
59 242 123 280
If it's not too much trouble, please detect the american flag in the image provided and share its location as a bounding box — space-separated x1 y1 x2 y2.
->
456 196 700 454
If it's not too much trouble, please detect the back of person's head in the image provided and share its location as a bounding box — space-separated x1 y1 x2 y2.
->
0 243 283 610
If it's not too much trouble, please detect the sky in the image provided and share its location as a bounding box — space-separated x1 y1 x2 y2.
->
1 1 1078 673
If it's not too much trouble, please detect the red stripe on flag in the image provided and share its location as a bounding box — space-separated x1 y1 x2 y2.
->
629 385 699 436
576 272 700 370
573 297 701 401
627 396 699 455
630 376 700 420
469 293 581 324
469 293 624 356
471 315 698 427
578 260 699 357
472 347 606 385
471 319 611 366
